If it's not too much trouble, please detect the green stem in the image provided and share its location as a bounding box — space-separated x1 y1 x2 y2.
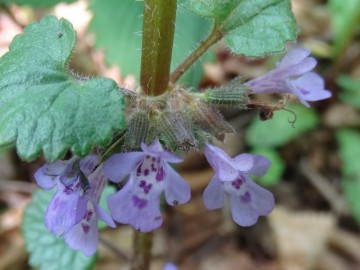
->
131 230 154 270
170 25 223 83
140 0 177 96
99 133 125 163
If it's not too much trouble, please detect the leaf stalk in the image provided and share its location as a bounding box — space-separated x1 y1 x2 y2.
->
170 25 222 83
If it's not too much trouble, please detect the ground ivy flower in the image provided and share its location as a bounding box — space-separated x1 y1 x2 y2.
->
203 144 275 226
103 139 191 232
64 165 116 256
164 262 178 270
246 48 331 107
34 155 115 256
34 155 99 237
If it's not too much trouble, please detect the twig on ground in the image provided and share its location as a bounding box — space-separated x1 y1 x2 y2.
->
0 179 37 193
300 160 349 216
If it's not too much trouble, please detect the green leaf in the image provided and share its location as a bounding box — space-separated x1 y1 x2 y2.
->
251 148 284 186
22 189 96 270
179 0 298 57
246 103 319 148
0 16 125 161
336 129 360 177
88 0 213 86
0 0 76 7
343 180 360 225
336 129 360 225
337 75 360 109
329 0 360 58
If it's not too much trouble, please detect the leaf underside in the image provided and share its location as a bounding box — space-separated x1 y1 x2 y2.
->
337 129 360 226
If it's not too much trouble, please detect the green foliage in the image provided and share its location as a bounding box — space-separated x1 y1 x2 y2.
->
22 189 96 270
88 0 213 86
0 0 76 7
329 0 360 58
246 104 319 148
336 129 360 179
337 75 360 108
179 0 298 57
252 148 284 186
0 16 125 161
336 129 360 225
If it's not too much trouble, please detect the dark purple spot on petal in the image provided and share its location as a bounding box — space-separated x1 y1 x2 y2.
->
144 184 152 194
154 216 162 221
144 169 149 176
173 200 178 205
82 223 90 234
85 210 93 221
152 157 156 162
231 177 245 190
151 163 157 172
240 191 251 203
139 180 152 194
64 185 74 195
156 166 165 182
139 180 146 187
132 195 148 209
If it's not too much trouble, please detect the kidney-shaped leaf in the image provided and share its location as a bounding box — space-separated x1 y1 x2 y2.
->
179 0 298 57
0 16 125 161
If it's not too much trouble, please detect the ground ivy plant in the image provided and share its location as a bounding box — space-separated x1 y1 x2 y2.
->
1 0 332 269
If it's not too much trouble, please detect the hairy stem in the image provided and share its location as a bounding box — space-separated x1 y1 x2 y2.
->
170 25 223 83
132 230 154 270
140 0 177 96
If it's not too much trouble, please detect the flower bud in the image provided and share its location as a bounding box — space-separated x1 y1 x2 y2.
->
189 101 234 140
203 78 250 109
123 111 150 151
156 111 195 151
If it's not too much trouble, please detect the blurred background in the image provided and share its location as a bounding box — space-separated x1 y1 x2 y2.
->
0 0 360 269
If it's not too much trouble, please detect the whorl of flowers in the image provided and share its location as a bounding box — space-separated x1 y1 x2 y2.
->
33 48 331 256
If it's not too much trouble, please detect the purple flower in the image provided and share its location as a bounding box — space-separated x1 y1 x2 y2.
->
34 155 99 236
246 48 331 107
203 144 274 226
64 165 116 256
164 262 178 270
34 155 115 256
103 139 191 232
